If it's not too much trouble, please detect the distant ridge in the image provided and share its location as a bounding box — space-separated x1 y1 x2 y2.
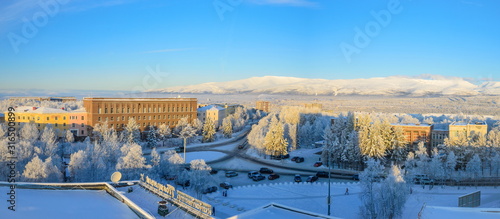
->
149 75 500 96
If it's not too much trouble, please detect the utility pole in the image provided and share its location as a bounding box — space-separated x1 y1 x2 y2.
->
327 155 331 215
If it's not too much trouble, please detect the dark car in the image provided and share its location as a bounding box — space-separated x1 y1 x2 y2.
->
306 176 319 183
225 171 238 177
291 156 299 161
316 171 329 178
210 169 218 175
259 168 274 174
271 154 290 160
252 175 266 181
175 146 184 153
268 173 280 180
294 174 302 182
295 157 304 163
238 144 245 149
314 161 323 167
248 171 261 178
202 186 218 194
176 180 190 187
220 182 233 189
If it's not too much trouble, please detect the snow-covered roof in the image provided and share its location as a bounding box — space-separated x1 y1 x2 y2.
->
421 206 500 219
15 106 68 114
450 122 486 126
228 203 339 219
197 105 226 112
391 123 433 127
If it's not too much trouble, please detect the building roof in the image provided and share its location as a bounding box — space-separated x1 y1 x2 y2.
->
391 123 433 127
197 105 226 112
83 97 196 102
12 106 85 114
228 203 338 219
450 122 487 126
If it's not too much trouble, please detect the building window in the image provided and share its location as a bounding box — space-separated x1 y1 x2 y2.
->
110 117 114 121
105 108 108 113
81 116 84 120
81 123 84 127
111 108 114 113
98 117 101 121
143 116 146 120
122 116 124 121
38 124 41 127
55 117 58 120
127 108 130 113
47 117 50 121
55 124 58 127
37 117 40 120
98 108 102 114
63 116 66 120
81 130 84 135
117 117 120 121
138 116 141 120
149 116 151 120
72 123 75 127
63 123 66 126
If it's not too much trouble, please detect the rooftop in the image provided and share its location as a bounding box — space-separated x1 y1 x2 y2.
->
83 97 197 102
198 104 226 111
391 123 433 127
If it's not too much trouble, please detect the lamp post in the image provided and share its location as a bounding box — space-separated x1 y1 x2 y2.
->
327 155 331 216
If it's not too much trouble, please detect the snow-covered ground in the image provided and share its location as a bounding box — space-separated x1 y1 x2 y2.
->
0 187 139 219
204 182 500 219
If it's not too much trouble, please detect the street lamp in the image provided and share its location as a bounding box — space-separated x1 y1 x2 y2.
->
327 154 331 216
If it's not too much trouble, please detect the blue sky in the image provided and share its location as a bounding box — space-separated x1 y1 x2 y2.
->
0 0 499 91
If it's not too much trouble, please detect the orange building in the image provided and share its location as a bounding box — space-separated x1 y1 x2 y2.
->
256 101 270 112
391 123 433 152
83 97 198 132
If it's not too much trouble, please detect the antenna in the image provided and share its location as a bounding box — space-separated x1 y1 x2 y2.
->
111 171 122 183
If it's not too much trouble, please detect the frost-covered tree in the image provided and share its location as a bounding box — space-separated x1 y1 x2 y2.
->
189 159 216 199
65 130 74 143
298 121 314 148
202 117 216 143
445 151 458 181
68 150 91 182
179 124 197 162
40 125 59 159
22 155 62 182
116 143 148 180
192 118 204 135
146 126 158 148
174 117 189 136
263 116 288 157
378 165 409 219
466 154 481 180
20 122 39 143
222 117 233 138
0 123 6 139
359 158 384 219
123 118 140 144
158 123 171 147
248 115 271 153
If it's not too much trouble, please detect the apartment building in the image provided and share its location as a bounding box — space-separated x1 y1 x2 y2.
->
449 122 488 142
197 105 226 128
256 101 270 112
391 123 433 152
83 97 198 132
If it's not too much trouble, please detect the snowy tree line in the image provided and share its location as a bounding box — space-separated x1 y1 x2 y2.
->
248 106 331 157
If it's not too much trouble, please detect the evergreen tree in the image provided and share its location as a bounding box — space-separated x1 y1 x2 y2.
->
123 118 140 144
222 117 233 138
202 118 216 143
263 116 288 157
146 126 159 148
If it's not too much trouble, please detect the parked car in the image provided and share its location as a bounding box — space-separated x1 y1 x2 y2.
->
225 171 238 177
238 144 245 149
271 154 290 160
268 173 280 180
252 175 266 181
259 167 274 174
306 176 319 183
316 171 329 178
175 180 190 187
202 186 218 194
291 156 299 162
210 169 218 175
294 174 302 182
413 174 433 184
220 182 233 189
164 175 177 180
248 171 261 178
295 157 305 163
175 146 184 153
314 161 323 167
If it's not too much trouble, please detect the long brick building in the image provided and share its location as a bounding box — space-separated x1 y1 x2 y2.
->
83 98 198 132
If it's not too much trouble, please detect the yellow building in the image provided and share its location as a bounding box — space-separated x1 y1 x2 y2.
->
9 106 85 137
449 122 488 142
197 105 226 128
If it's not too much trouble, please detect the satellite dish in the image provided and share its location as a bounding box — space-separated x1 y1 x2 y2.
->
111 171 122 183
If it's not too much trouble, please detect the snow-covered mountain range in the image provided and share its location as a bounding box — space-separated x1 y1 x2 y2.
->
149 76 500 96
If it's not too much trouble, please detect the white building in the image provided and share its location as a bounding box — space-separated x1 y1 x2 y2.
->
197 105 226 128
